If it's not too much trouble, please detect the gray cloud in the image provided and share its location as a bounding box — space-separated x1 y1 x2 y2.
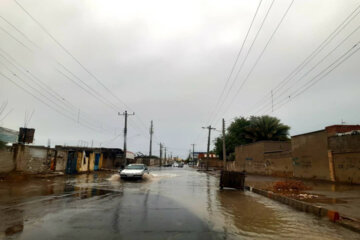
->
0 0 359 158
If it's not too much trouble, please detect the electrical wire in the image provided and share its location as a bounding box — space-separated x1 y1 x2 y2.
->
13 0 152 138
247 4 360 115
208 0 276 126
206 0 263 125
213 0 295 124
262 41 360 114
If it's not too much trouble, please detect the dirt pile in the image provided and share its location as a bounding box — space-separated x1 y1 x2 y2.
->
272 180 310 193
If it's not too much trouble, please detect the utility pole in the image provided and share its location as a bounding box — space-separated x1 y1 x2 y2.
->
118 111 135 167
191 144 195 163
164 147 167 164
202 125 216 171
159 143 163 167
222 119 226 170
149 120 153 157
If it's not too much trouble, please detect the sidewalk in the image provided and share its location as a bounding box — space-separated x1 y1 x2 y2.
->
245 174 360 221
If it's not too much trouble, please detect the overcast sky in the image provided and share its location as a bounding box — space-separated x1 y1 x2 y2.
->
0 0 359 158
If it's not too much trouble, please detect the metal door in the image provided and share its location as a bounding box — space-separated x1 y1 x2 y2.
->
66 151 77 174
94 153 100 171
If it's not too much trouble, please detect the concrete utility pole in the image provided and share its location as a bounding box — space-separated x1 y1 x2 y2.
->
118 111 135 167
159 143 163 167
222 119 226 170
149 120 153 157
191 144 195 164
202 125 216 171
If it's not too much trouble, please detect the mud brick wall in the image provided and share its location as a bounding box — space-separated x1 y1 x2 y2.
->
329 135 360 184
14 144 53 174
292 130 331 181
264 151 293 177
0 148 15 173
234 141 291 176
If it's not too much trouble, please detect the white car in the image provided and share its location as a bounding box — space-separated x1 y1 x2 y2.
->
119 164 149 179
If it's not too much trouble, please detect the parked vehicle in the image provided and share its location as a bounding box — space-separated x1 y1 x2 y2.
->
119 164 149 179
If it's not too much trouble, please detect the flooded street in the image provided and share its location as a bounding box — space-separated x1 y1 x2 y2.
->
0 167 359 240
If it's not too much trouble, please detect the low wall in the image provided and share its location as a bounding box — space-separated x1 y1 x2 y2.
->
136 158 160 166
208 159 224 169
198 159 224 169
0 148 14 174
14 145 52 174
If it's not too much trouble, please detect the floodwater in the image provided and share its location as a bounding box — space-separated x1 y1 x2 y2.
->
0 167 359 239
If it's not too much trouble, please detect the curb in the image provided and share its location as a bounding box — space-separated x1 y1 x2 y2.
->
246 186 360 234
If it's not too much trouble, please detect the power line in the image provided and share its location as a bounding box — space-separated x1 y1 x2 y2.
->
273 24 360 103
13 0 152 137
0 49 112 132
247 4 360 115
206 0 263 125
208 0 276 126
253 22 360 115
0 15 121 113
1 6 156 146
263 41 360 114
0 71 103 132
213 0 294 123
0 16 144 134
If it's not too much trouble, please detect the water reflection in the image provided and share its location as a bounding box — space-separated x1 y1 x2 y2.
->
0 208 24 238
217 190 281 236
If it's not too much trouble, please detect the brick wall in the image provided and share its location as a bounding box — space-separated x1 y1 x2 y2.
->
325 125 360 136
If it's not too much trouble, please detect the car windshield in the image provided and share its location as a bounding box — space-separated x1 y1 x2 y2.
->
125 165 144 170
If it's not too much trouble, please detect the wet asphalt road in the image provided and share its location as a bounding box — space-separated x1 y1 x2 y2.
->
0 167 359 240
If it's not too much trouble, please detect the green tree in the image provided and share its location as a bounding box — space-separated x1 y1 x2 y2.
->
245 115 290 142
214 117 251 159
213 116 290 159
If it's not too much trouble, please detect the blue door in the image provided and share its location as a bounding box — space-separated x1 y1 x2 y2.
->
66 151 77 174
94 153 100 171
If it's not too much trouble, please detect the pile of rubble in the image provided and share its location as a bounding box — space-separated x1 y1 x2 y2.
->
273 180 310 193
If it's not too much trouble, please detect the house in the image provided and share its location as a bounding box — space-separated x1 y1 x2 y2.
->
197 152 223 169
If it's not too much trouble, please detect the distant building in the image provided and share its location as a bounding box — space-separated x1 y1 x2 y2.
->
196 152 223 169
0 127 18 143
